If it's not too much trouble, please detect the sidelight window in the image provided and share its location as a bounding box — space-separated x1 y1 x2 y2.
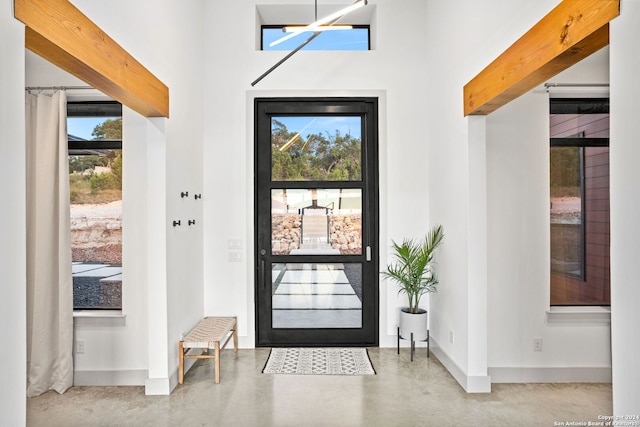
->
68 101 123 310
550 98 610 306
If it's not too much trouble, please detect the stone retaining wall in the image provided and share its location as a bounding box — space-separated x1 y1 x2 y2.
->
271 213 362 255
71 202 122 264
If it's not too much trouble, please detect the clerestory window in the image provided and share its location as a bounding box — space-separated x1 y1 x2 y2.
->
261 25 370 50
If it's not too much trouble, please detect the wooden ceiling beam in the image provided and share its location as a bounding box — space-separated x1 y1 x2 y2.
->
463 0 619 116
15 0 169 118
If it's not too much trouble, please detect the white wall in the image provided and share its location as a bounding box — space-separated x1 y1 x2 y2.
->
486 48 611 383
425 0 559 391
0 0 26 424
202 0 431 348
610 0 640 415
70 0 205 393
19 0 206 393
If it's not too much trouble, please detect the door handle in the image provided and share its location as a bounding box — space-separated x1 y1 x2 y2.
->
260 249 267 290
366 246 371 261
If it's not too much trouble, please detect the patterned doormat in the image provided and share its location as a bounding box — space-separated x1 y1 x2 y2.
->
262 348 375 375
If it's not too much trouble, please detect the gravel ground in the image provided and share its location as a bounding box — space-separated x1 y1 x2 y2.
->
73 276 122 310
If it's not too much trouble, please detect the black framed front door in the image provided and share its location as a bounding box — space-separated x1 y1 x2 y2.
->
254 97 379 346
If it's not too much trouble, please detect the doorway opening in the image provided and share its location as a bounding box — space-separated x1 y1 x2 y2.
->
254 97 379 346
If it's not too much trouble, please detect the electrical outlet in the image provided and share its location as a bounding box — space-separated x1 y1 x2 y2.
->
228 251 242 262
533 337 543 352
449 331 454 344
76 340 85 354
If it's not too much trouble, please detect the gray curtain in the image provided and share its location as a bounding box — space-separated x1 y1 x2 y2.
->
25 91 73 397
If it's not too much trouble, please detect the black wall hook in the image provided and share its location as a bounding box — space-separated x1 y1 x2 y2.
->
181 191 189 198
194 194 202 200
173 220 181 227
188 220 196 226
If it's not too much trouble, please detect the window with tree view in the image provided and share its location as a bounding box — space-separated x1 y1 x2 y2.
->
271 116 361 181
68 102 123 310
550 98 610 306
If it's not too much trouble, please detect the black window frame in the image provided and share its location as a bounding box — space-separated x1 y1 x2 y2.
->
254 97 380 346
67 101 123 151
260 24 371 51
68 100 124 311
549 97 610 306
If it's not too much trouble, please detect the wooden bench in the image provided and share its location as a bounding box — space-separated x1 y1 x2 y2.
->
178 316 238 384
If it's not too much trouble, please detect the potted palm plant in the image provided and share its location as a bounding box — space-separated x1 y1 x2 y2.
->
382 225 444 341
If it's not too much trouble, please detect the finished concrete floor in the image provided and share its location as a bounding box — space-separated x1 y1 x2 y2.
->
27 348 612 427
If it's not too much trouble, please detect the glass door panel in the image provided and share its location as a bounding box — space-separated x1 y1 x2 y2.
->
271 263 362 328
271 188 362 256
271 116 362 182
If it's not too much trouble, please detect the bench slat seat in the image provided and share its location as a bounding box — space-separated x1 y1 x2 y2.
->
179 316 238 384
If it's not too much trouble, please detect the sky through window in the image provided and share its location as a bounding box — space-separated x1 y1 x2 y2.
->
262 27 369 51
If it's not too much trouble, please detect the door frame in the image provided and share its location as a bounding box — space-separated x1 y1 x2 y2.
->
253 97 379 347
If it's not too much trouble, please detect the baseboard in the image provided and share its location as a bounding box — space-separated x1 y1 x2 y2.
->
144 377 171 395
430 338 492 393
74 369 147 386
145 356 202 395
488 366 612 383
168 357 198 392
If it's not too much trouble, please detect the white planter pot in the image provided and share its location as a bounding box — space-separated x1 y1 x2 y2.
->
399 308 428 341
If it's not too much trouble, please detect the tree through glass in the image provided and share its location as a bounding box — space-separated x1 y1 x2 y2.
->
269 115 363 328
68 106 123 310
255 98 379 344
271 116 361 181
549 98 610 306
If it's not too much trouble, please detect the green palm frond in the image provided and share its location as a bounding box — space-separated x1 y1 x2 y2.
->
381 225 444 313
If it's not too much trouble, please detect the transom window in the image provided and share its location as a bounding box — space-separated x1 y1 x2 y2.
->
261 25 370 50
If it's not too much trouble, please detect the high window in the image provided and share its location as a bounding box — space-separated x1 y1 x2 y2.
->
261 25 370 50
550 98 610 306
68 101 123 310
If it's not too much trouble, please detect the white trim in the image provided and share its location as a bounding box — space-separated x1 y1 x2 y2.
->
546 306 611 325
73 310 124 318
144 377 171 396
489 366 612 383
430 338 492 393
74 369 147 386
546 88 610 98
245 89 388 346
73 311 126 327
142 348 200 396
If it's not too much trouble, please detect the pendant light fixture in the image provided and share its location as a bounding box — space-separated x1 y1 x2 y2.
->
269 0 367 48
282 24 353 34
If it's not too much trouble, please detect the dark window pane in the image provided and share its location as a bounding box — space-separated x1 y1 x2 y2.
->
549 99 610 306
550 147 583 278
